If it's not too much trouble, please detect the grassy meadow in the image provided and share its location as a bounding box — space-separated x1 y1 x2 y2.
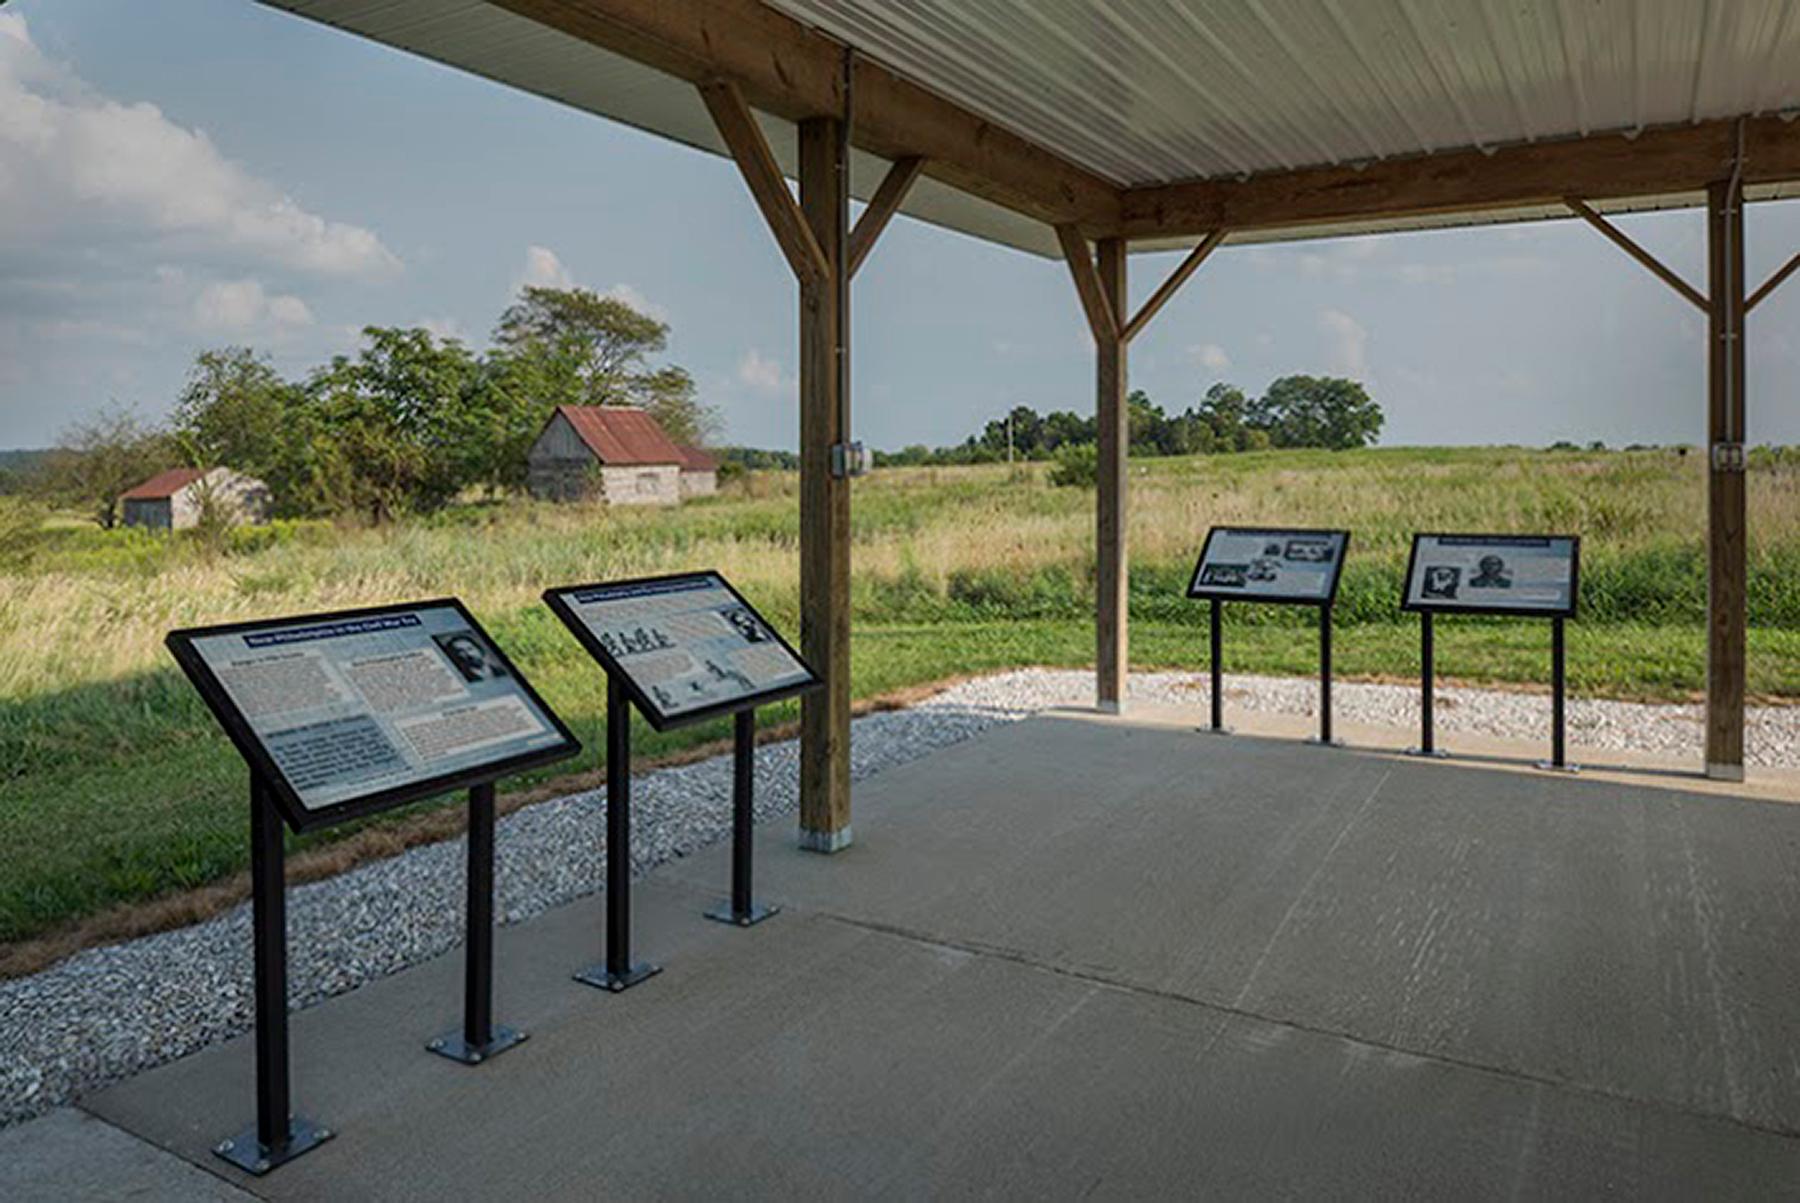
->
4 444 1800 954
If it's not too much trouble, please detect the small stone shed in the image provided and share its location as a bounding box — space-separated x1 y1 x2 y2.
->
118 467 271 531
527 405 710 506
675 443 719 498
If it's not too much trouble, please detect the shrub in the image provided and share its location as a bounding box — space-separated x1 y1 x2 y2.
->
1048 444 1098 488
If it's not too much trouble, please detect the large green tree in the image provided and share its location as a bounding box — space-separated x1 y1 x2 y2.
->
1257 375 1384 450
305 327 483 521
493 285 718 446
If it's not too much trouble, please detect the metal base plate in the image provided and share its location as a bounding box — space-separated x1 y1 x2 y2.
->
1535 760 1582 774
705 901 780 927
1305 737 1346 748
427 1023 528 1065
574 961 662 992
1198 725 1233 735
1404 747 1451 759
214 1116 333 1176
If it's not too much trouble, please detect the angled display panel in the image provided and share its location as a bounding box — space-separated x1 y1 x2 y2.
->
167 600 579 832
1186 526 1350 606
1402 534 1580 618
544 571 819 731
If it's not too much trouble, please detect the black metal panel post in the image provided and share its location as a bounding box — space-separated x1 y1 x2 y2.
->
1537 616 1577 773
214 779 330 1176
576 676 661 992
1407 611 1447 758
707 709 780 926
1312 605 1337 745
429 782 527 1063
1207 598 1225 732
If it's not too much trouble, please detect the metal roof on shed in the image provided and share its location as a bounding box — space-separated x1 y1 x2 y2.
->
553 405 688 466
260 1 1800 256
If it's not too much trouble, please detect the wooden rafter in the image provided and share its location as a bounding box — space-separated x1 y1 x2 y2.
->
1565 198 1707 312
1121 229 1227 343
699 80 829 289
1055 224 1118 344
848 156 926 278
1747 250 1800 314
1121 116 1800 240
491 0 1117 231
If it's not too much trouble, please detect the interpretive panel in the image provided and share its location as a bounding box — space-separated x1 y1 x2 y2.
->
1402 533 1580 617
168 600 579 830
1186 526 1350 605
544 572 819 730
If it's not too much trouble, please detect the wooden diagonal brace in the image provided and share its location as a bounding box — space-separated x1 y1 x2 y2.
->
1056 224 1119 344
700 79 830 289
1747 250 1800 314
848 156 925 278
1565 198 1707 312
1121 229 1227 343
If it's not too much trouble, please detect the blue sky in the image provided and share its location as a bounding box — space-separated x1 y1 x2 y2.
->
3 0 1799 452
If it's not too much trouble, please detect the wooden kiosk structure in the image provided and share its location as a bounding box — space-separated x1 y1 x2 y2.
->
267 1 1800 803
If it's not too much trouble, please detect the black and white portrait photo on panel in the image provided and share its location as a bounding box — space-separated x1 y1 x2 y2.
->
434 630 508 682
1470 554 1513 589
721 605 768 643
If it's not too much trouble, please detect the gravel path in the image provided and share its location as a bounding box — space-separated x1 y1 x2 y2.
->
2 668 1794 1127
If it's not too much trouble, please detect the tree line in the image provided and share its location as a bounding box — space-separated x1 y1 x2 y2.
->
874 376 1383 467
24 286 717 526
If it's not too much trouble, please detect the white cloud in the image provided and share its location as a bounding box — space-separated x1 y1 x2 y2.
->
737 348 788 394
1320 308 1368 377
511 248 666 318
0 14 398 278
192 278 314 332
517 244 574 291
1190 342 1231 372
417 316 466 342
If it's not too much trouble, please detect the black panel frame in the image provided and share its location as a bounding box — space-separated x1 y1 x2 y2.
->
544 571 821 732
1185 525 1352 608
1400 532 1582 619
167 598 581 833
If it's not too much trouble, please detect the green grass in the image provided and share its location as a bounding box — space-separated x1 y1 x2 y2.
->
3 444 1798 948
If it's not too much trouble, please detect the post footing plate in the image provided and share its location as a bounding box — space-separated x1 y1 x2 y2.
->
214 1116 333 1176
1305 737 1346 748
426 1023 528 1066
705 902 780 927
574 961 662 993
1534 760 1581 775
1404 747 1451 759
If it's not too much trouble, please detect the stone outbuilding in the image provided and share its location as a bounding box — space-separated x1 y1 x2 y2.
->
527 405 700 505
675 443 719 499
118 467 272 531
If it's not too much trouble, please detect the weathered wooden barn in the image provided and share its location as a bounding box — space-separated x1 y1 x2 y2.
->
526 405 702 505
119 467 271 531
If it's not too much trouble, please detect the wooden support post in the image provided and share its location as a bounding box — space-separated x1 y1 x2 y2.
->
797 115 853 849
1705 179 1747 781
1095 238 1128 712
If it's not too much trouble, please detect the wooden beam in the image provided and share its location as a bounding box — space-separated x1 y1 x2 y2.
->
1747 249 1800 314
1056 225 1118 344
1565 198 1707 311
699 80 829 289
1121 229 1227 343
847 156 925 278
1705 178 1747 781
1119 116 1800 239
1094 239 1128 711
796 116 853 849
492 0 1118 231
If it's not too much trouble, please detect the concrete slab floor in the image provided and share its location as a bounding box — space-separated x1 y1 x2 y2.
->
76 710 1800 1199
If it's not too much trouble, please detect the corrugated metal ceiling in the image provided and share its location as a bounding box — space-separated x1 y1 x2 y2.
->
767 0 1800 186
261 1 1800 257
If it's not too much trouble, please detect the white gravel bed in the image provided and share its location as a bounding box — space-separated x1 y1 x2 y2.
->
1 667 1793 1127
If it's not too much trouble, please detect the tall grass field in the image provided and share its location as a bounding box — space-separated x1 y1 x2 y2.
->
3 445 1798 953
